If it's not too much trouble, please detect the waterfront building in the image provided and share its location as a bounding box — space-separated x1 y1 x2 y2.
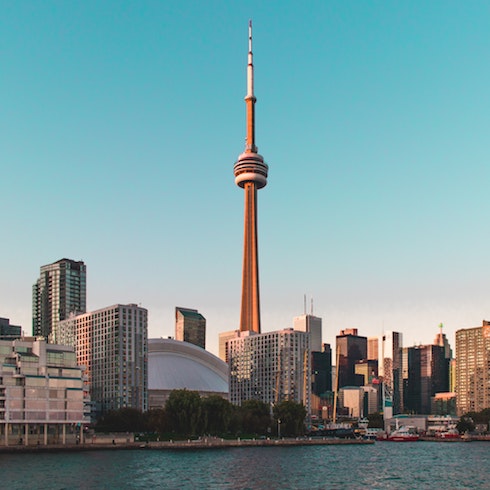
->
0 338 84 446
293 314 322 352
233 21 268 335
456 321 490 415
175 307 206 349
32 258 86 341
378 331 403 417
148 338 228 408
336 329 367 389
0 317 22 340
57 304 148 417
227 329 311 413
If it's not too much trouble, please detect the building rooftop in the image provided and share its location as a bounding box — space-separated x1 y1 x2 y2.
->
148 338 228 394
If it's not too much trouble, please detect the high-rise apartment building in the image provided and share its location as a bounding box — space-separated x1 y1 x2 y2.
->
32 258 86 341
456 321 490 415
378 331 403 417
227 329 311 413
293 314 322 352
175 307 206 349
336 329 367 389
57 303 148 416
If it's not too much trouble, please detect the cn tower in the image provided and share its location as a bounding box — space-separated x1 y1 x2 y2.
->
234 21 268 334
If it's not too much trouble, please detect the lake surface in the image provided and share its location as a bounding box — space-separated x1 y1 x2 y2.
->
1 441 488 489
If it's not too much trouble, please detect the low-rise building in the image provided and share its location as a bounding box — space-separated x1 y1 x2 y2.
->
0 338 84 446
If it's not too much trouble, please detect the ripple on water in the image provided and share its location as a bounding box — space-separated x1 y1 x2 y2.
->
0 442 488 489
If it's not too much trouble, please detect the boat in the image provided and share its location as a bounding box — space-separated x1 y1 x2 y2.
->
436 428 460 440
378 426 420 442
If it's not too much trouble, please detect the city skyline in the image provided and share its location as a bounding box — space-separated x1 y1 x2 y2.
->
3 2 490 356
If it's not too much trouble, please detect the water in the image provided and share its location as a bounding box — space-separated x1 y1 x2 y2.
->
1 442 488 489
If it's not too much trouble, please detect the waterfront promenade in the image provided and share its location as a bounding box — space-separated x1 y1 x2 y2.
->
0 436 373 453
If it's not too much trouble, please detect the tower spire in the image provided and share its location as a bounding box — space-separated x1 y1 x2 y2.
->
246 20 257 153
234 21 269 334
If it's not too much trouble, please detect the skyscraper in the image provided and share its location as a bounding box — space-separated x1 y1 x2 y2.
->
175 307 206 349
32 258 86 341
378 331 403 417
57 303 148 417
456 321 490 415
293 314 322 352
234 21 268 334
402 344 449 414
336 328 367 389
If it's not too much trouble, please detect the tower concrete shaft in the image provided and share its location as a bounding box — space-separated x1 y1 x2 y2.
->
234 21 268 333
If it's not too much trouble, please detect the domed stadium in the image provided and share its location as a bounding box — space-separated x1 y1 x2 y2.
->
148 338 229 408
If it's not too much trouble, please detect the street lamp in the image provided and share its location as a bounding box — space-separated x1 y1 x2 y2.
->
277 419 281 439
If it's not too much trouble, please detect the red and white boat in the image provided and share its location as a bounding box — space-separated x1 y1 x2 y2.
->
378 426 420 442
436 428 460 440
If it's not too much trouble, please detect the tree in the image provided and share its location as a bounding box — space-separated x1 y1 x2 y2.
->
147 408 169 435
165 389 202 436
456 416 475 434
239 399 271 435
201 395 233 435
273 401 306 437
95 408 147 433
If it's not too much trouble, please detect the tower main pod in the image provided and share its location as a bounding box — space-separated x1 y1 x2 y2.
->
233 21 268 333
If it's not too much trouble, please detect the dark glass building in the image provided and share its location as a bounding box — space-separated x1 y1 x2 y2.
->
403 344 449 414
312 344 332 396
336 329 367 389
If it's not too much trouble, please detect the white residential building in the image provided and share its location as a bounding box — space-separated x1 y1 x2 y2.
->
0 338 85 446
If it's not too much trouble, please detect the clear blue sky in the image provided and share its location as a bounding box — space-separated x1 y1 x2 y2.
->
2 1 490 355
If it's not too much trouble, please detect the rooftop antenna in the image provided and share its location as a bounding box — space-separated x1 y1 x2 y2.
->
310 298 314 315
303 294 306 315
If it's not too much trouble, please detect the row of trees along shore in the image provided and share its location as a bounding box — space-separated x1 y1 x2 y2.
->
95 390 307 439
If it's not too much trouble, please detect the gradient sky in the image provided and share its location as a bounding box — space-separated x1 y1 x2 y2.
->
2 1 490 356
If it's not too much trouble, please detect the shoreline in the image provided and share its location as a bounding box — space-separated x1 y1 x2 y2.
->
0 437 373 453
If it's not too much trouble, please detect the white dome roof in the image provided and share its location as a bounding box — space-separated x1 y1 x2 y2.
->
148 338 228 394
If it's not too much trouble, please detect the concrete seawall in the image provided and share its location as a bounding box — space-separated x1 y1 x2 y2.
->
0 437 374 453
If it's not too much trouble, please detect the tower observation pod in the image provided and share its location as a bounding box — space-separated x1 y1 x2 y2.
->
233 21 269 334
